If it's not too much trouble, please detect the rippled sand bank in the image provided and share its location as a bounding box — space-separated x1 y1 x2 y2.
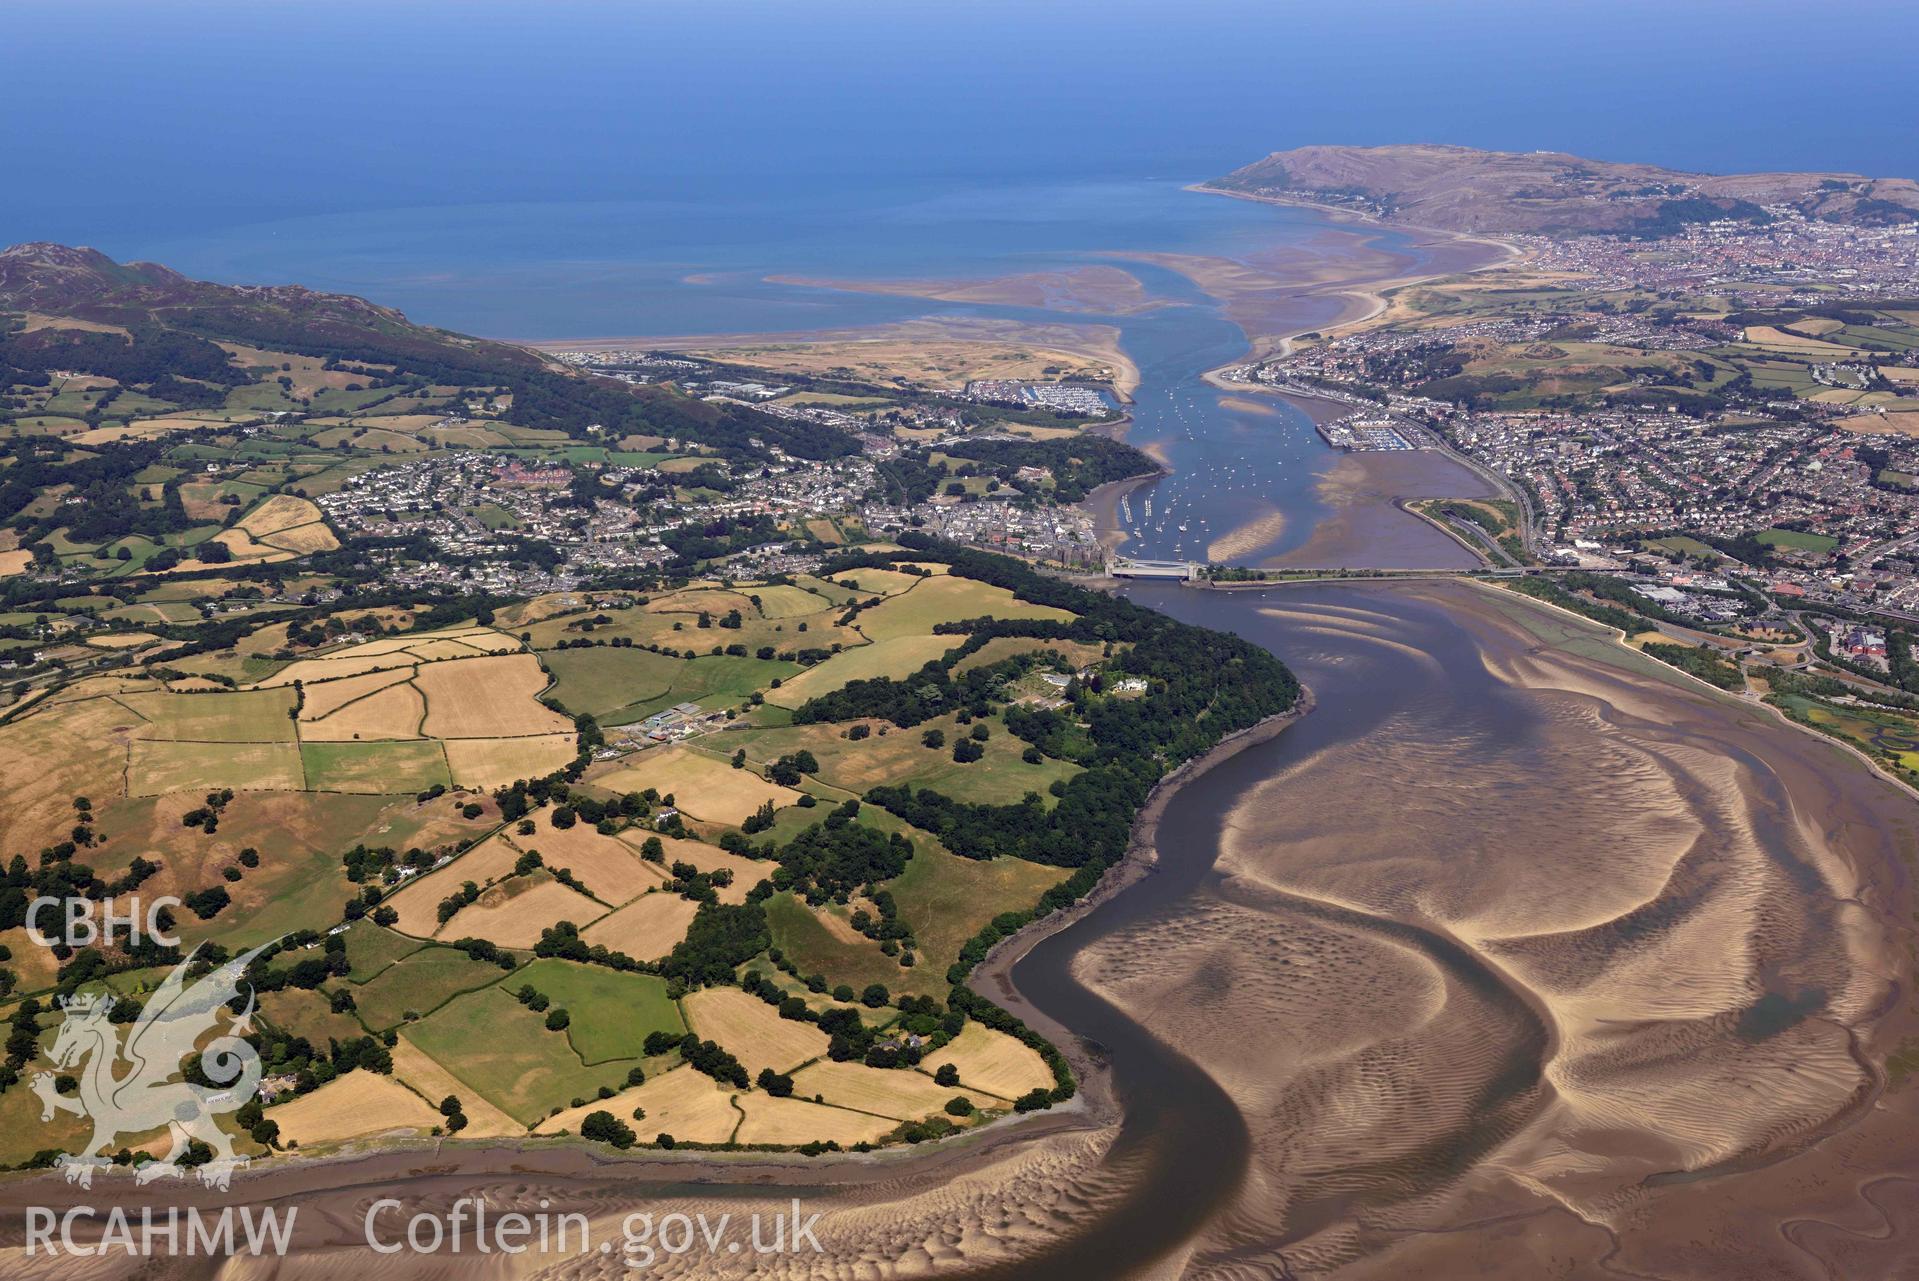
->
1081 580 1919 1277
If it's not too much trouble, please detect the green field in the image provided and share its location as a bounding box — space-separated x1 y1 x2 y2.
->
792 574 861 606
728 712 1078 807
601 653 800 723
764 891 941 1000
1643 535 1718 558
514 958 684 1063
300 740 451 793
1775 694 1919 776
404 986 642 1125
748 585 835 618
346 945 510 1031
260 987 367 1047
340 921 424 982
1756 527 1840 555
765 635 963 709
539 646 684 720
856 577 1074 641
119 686 298 741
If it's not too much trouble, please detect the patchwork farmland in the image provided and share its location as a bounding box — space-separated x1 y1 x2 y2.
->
0 543 1297 1165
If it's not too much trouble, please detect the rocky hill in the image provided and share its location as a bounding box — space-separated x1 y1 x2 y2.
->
1205 144 1919 236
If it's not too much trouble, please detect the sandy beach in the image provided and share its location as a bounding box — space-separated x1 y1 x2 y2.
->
763 265 1165 316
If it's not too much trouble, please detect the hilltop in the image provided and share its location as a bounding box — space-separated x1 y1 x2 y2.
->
1204 143 1919 236
0 243 856 461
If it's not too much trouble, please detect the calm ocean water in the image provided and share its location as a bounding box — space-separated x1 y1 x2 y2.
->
9 0 1918 331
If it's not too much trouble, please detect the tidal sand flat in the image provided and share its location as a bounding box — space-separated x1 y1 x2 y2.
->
764 264 1162 316
1257 450 1496 569
1078 579 1919 1277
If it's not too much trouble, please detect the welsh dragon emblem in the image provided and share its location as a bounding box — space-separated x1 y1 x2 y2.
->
33 941 275 1191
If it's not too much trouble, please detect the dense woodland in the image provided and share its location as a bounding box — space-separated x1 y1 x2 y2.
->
802 538 1299 870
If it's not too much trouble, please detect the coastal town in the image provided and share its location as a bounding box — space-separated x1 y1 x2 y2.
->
1236 202 1919 625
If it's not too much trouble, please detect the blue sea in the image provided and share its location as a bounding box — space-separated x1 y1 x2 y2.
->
8 0 1919 335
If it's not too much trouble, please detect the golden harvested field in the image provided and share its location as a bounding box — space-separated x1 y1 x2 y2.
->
322 633 436 659
445 628 525 653
856 576 1075 641
238 494 325 537
789 1061 991 1121
919 1023 1052 1100
262 649 416 687
443 732 578 788
831 568 921 596
208 527 293 564
733 1094 895 1146
509 815 662 904
417 653 570 738
85 632 159 649
384 830 526 935
749 585 834 618
298 680 426 740
1740 325 1868 355
579 891 700 961
534 1067 739 1143
618 832 770 904
400 637 494 662
684 987 829 1076
267 1070 442 1148
645 588 757 617
0 549 33 576
952 635 1107 675
257 521 340 554
70 418 218 446
297 667 414 718
596 744 802 825
263 628 525 687
1839 409 1919 437
389 1040 523 1138
129 739 305 795
765 634 964 709
439 874 606 947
